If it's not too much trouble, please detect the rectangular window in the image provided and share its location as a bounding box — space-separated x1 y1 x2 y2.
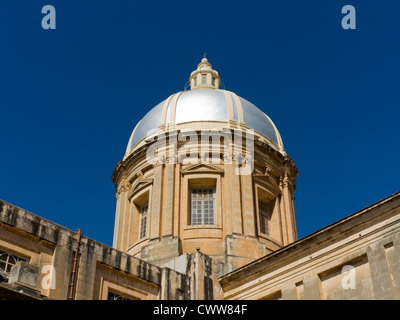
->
258 200 270 235
201 74 207 84
139 204 148 239
190 188 215 225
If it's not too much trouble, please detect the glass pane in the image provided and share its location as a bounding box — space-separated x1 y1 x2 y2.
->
8 255 16 265
141 204 148 215
190 187 216 225
259 201 270 235
140 216 147 238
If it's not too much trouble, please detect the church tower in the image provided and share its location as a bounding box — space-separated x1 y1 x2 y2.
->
111 58 298 272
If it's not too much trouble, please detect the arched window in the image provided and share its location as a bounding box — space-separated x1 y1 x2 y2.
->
0 250 25 274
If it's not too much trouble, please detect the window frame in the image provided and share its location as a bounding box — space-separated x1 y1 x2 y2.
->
181 169 223 235
139 203 149 239
100 278 146 300
254 184 280 242
0 249 26 275
190 187 216 226
129 186 152 248
258 200 271 236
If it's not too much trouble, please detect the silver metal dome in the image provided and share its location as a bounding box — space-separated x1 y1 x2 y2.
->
126 89 284 154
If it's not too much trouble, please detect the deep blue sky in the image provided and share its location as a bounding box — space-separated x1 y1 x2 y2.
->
1 1 399 247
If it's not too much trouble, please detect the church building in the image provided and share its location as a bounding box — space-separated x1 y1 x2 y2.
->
1 59 399 300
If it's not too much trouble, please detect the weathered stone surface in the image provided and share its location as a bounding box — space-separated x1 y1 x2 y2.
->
1 190 400 300
219 191 400 300
8 261 39 289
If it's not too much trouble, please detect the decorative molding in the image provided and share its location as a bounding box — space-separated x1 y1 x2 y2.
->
128 178 153 200
223 150 253 165
253 174 281 195
181 163 225 175
117 179 131 194
280 172 296 193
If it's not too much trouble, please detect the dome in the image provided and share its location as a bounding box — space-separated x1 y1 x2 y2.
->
125 58 284 156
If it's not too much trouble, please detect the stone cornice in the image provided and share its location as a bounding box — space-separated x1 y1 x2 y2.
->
111 144 148 186
112 130 299 189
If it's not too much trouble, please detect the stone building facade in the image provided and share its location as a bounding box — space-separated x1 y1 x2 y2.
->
220 191 400 300
0 59 399 300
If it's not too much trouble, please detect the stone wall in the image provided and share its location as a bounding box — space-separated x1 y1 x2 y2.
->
219 191 400 300
0 199 185 300
2 190 399 300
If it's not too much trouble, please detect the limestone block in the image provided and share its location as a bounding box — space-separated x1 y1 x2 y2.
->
8 261 39 289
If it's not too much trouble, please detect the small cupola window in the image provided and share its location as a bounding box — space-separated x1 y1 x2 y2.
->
188 57 220 90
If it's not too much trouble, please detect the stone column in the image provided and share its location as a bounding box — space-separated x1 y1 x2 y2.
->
367 242 396 300
241 173 256 237
112 192 122 249
120 180 131 251
303 276 321 300
150 164 163 240
229 161 243 235
114 179 131 251
173 162 181 237
162 164 175 237
281 172 297 244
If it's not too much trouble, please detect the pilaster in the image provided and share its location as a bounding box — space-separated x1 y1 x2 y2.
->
150 165 163 240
